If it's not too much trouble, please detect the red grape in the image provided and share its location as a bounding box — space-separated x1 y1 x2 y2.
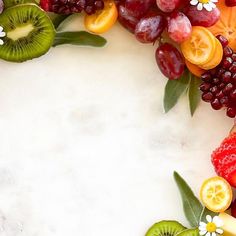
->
167 12 192 43
125 0 154 19
225 0 236 6
118 4 139 33
156 0 181 12
135 15 166 43
155 43 185 80
184 5 220 27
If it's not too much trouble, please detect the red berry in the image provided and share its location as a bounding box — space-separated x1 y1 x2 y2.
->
211 133 236 188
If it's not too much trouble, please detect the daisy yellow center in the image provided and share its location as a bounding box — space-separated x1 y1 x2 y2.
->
198 0 210 3
206 223 217 233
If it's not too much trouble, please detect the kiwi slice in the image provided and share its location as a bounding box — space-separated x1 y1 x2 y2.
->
3 0 37 9
146 221 186 236
0 4 55 62
177 229 200 236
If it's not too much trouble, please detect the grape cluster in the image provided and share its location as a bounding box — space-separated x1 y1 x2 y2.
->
43 0 104 15
200 36 236 118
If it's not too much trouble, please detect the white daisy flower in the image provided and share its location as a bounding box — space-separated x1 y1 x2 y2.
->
0 26 6 45
199 215 224 236
190 0 218 11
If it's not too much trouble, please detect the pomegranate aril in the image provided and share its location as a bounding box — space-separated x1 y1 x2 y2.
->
184 6 220 27
229 62 236 73
200 83 211 92
167 12 192 43
227 107 236 118
135 15 166 43
211 98 222 110
201 72 212 82
224 46 233 57
155 43 184 80
216 35 229 48
202 92 214 102
222 71 232 83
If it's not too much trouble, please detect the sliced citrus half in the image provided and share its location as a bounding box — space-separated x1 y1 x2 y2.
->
200 176 233 213
181 26 216 65
185 59 205 77
84 0 118 34
209 0 236 51
199 38 223 70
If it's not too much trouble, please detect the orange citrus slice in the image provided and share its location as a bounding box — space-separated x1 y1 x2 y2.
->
84 0 118 34
200 176 233 213
181 26 216 65
209 0 236 51
185 60 205 77
199 38 223 70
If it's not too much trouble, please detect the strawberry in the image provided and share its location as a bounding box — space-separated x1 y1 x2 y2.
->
211 132 236 188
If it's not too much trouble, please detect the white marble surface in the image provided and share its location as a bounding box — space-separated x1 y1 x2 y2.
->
0 15 233 236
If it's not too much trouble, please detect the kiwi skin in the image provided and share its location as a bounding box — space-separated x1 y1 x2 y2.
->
0 4 55 62
146 220 186 236
176 229 200 236
3 0 37 8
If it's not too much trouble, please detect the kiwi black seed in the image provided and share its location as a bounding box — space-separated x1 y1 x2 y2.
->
3 0 36 8
0 4 55 62
176 229 200 236
146 221 186 236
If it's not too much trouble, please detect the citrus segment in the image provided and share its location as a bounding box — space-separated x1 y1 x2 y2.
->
200 176 233 213
181 26 216 65
199 38 223 70
84 0 118 34
209 0 236 51
185 59 205 77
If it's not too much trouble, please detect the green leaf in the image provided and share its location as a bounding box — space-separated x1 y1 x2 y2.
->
174 171 203 227
188 73 201 116
200 207 219 222
164 70 190 113
53 31 107 47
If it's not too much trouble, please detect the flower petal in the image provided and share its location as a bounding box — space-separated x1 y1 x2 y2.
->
200 230 207 236
0 32 6 37
0 26 3 32
206 232 211 236
212 232 216 236
213 216 223 227
190 0 199 5
209 2 216 8
216 228 224 234
211 0 218 3
204 3 213 11
197 3 203 10
206 215 212 223
0 39 4 45
199 222 207 227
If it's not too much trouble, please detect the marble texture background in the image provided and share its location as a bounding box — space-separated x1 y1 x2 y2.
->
0 15 233 236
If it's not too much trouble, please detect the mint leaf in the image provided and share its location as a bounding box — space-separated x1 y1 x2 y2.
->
188 73 201 116
53 31 107 47
164 70 190 113
200 207 219 222
174 171 203 227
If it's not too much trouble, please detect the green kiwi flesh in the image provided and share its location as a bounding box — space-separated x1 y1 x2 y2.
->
146 221 186 236
3 0 36 8
0 4 55 62
176 229 200 236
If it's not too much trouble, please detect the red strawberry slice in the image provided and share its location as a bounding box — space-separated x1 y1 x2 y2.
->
211 132 236 188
